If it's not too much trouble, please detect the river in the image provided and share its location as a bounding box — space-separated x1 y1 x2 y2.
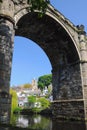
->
0 114 87 130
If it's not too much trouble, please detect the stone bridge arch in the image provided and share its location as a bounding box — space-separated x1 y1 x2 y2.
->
14 5 81 98
0 0 87 121
14 4 81 59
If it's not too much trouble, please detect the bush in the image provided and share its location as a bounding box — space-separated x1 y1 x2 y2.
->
38 97 50 109
13 107 22 114
10 88 18 113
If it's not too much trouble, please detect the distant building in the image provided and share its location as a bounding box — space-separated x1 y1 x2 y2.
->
12 79 53 107
14 79 41 107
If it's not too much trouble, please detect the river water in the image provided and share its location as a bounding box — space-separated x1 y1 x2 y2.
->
0 114 87 130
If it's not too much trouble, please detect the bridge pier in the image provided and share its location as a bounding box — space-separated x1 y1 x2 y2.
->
0 0 14 122
52 59 85 120
0 93 11 123
52 99 85 120
52 30 87 120
79 32 87 120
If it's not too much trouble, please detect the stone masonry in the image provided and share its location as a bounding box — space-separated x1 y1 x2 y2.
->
0 0 87 121
0 0 14 122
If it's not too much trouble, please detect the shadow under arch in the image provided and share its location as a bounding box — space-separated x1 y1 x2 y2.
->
15 12 80 66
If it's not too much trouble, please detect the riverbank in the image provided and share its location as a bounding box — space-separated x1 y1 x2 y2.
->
14 108 53 117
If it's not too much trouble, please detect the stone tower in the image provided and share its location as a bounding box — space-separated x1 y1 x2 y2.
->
32 79 38 90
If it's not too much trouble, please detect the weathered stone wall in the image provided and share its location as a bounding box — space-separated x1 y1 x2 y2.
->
0 18 14 93
0 0 14 93
52 118 86 130
0 0 14 122
52 100 85 120
0 0 14 18
58 64 82 99
0 93 11 123
52 60 85 120
52 63 83 100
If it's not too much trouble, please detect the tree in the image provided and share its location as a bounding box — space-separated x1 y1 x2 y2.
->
28 0 50 15
28 95 36 103
10 88 18 113
28 96 50 108
38 97 50 109
23 83 32 89
38 74 52 90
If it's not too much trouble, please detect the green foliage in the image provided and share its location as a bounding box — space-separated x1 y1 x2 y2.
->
38 74 52 90
13 107 22 114
28 0 50 17
28 95 36 103
28 96 50 112
38 82 44 90
38 97 50 109
29 97 50 113
23 83 32 89
10 88 18 113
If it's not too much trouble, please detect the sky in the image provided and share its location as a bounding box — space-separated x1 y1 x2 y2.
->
10 0 87 86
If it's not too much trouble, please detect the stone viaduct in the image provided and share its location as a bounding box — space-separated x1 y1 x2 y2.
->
0 0 87 121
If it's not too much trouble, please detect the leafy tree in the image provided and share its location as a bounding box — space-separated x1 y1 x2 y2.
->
38 74 52 90
10 88 18 113
23 83 32 89
38 97 50 109
28 95 36 103
28 0 50 14
38 82 44 90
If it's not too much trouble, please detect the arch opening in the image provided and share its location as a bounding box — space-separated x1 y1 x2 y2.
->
11 36 52 86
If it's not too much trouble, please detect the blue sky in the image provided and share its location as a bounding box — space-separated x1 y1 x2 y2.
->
11 37 52 86
10 0 87 86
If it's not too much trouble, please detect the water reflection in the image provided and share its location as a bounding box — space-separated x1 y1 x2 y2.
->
0 114 87 130
16 116 28 128
14 114 52 129
0 128 9 130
